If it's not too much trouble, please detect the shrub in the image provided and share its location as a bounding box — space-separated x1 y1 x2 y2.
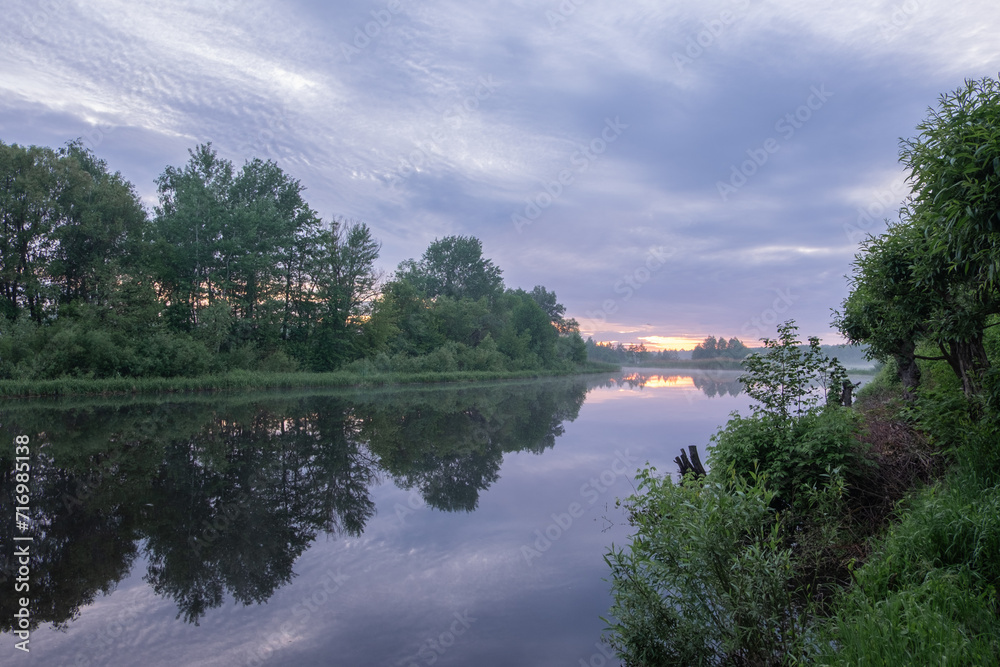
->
604 467 814 666
710 321 864 509
255 350 299 374
35 319 136 379
136 332 216 377
740 321 850 420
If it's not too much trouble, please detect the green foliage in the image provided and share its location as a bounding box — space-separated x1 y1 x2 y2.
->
709 407 861 509
604 467 813 666
605 321 869 665
740 321 851 420
395 235 504 302
691 335 750 360
816 571 1000 666
557 330 588 364
838 76 1000 398
0 140 146 321
0 138 585 386
902 76 1000 290
815 453 1000 665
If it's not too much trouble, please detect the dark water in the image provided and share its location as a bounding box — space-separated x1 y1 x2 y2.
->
1 370 751 666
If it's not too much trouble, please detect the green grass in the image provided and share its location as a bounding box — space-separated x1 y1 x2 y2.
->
813 416 1000 665
816 570 1000 666
0 363 618 399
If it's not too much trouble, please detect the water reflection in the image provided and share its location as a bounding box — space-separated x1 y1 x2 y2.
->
0 370 739 635
596 369 744 397
0 379 589 628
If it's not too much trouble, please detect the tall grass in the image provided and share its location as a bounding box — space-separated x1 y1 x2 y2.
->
0 364 616 399
813 416 1000 665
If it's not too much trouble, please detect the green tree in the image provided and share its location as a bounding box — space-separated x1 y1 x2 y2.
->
0 142 60 322
692 335 718 360
894 75 1000 396
47 141 148 308
0 140 146 322
835 222 929 397
723 337 750 359
741 321 848 420
309 219 382 370
902 76 1000 293
152 145 327 352
396 235 504 302
152 143 233 330
837 213 994 399
692 335 749 360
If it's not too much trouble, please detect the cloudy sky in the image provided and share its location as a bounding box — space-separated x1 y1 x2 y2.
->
2 0 999 349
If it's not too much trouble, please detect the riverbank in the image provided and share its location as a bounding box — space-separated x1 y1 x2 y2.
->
0 362 620 398
602 342 1000 664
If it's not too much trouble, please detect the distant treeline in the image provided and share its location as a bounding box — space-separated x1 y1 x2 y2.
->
585 339 677 365
586 335 751 365
691 335 750 360
0 140 587 381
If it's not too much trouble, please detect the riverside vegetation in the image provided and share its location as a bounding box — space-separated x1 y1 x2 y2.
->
0 142 600 396
603 76 1000 665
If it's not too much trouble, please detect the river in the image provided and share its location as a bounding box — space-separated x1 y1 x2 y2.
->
1 369 754 666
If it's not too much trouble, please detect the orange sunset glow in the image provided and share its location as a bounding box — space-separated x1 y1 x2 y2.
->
638 335 705 351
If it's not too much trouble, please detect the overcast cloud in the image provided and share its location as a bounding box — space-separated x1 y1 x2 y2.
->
2 0 998 348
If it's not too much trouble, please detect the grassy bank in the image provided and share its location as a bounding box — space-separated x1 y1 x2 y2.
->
0 362 620 399
602 329 1000 665
808 369 1000 665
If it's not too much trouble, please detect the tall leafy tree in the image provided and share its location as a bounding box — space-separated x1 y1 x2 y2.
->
48 141 148 308
396 235 503 302
310 219 382 369
902 76 1000 293
152 145 324 348
528 285 578 333
0 140 146 322
0 142 60 321
152 143 235 329
836 222 929 396
894 75 1000 395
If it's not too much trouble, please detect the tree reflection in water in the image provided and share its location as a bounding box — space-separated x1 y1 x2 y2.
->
0 378 589 628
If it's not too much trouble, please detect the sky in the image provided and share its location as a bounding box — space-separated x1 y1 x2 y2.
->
2 0 999 350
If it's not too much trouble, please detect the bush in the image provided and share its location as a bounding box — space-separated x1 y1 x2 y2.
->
709 406 861 510
135 332 216 378
604 467 814 666
35 319 137 379
255 350 299 373
740 321 850 420
857 469 1000 598
710 321 864 509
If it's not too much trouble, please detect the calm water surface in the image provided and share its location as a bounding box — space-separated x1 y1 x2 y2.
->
1 369 752 666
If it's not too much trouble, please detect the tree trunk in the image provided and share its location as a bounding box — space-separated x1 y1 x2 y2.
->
894 347 921 401
946 336 991 399
674 446 706 478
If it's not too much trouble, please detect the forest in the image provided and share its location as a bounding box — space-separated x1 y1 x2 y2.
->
0 142 588 384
